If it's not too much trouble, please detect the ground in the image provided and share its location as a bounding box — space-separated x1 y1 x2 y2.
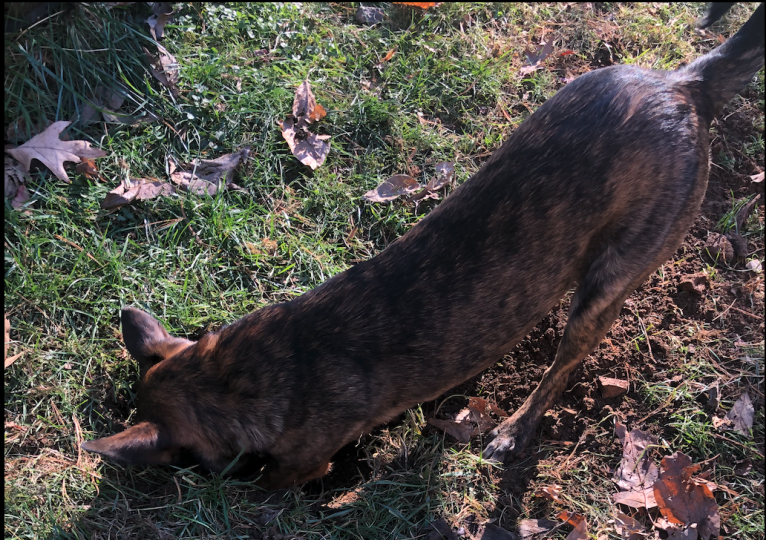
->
4 3 764 539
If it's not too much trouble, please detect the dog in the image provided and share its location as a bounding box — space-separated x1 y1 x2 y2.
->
82 3 764 489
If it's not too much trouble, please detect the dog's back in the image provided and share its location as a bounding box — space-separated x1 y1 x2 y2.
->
83 4 765 488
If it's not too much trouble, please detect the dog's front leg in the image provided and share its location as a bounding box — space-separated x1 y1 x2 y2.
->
483 253 649 463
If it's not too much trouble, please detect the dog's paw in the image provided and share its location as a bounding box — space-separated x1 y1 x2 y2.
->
481 422 530 464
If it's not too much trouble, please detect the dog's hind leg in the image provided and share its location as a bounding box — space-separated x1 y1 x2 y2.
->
483 232 689 464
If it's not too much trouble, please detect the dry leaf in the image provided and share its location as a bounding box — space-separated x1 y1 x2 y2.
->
5 156 31 209
520 39 555 76
733 458 752 476
170 148 250 196
4 315 9 362
292 80 327 123
411 162 455 201
652 452 720 540
393 2 441 8
363 174 421 202
5 121 107 183
745 259 762 272
750 171 764 183
723 392 754 436
382 48 397 63
599 377 629 398
735 195 760 231
279 117 330 170
561 514 587 540
147 2 173 40
612 488 658 509
614 512 645 540
427 417 474 443
518 519 556 539
144 45 180 96
489 403 509 417
355 6 384 25
613 422 659 492
101 178 176 209
76 158 101 180
537 485 564 504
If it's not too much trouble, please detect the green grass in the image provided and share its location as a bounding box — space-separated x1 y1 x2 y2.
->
5 2 764 539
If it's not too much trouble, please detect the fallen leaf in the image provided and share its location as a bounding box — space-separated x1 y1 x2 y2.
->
363 174 421 202
706 382 720 411
735 195 760 231
76 158 101 180
612 488 658 509
147 2 173 40
170 148 250 196
599 377 629 398
144 45 180 96
382 48 397 63
724 392 754 436
393 2 440 8
613 422 659 493
537 485 564 504
517 519 556 539
292 80 326 123
564 517 587 540
428 396 498 443
4 315 9 362
653 452 720 540
520 38 555 76
279 117 331 170
410 162 455 202
489 403 509 417
746 259 762 272
101 178 176 209
750 171 764 183
355 6 384 25
5 121 107 183
614 512 645 540
5 156 31 209
712 416 734 430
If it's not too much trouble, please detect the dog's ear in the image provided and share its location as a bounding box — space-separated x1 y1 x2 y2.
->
121 307 193 377
81 421 179 465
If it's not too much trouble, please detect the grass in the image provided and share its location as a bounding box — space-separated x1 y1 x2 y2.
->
4 2 764 539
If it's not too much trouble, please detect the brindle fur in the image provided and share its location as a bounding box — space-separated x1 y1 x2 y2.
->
83 4 765 489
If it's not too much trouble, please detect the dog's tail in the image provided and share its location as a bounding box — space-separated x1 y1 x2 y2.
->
677 3 764 120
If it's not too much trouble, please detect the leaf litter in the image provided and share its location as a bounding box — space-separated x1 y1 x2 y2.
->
5 121 107 183
364 162 455 203
280 80 330 170
427 396 504 444
143 44 180 97
5 157 31 209
611 422 659 509
147 2 174 40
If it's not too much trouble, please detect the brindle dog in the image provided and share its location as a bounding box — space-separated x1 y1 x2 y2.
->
83 4 764 488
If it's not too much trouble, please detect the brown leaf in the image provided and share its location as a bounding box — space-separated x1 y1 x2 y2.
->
520 38 555 76
612 488 658 509
4 315 9 363
565 518 587 540
614 512 645 540
293 80 318 121
101 178 176 209
427 417 474 443
363 174 421 202
705 233 734 264
723 392 754 436
355 6 385 25
382 48 397 63
489 403 509 417
76 158 100 180
735 195 760 231
147 2 173 40
5 156 31 209
750 171 764 183
652 452 720 540
537 485 564 504
613 422 659 493
279 117 330 170
599 377 629 398
170 148 250 196
393 2 441 8
144 45 180 96
733 458 752 476
745 259 762 272
5 121 107 183
517 519 556 539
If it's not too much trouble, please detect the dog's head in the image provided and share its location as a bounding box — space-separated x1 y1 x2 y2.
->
81 308 196 468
